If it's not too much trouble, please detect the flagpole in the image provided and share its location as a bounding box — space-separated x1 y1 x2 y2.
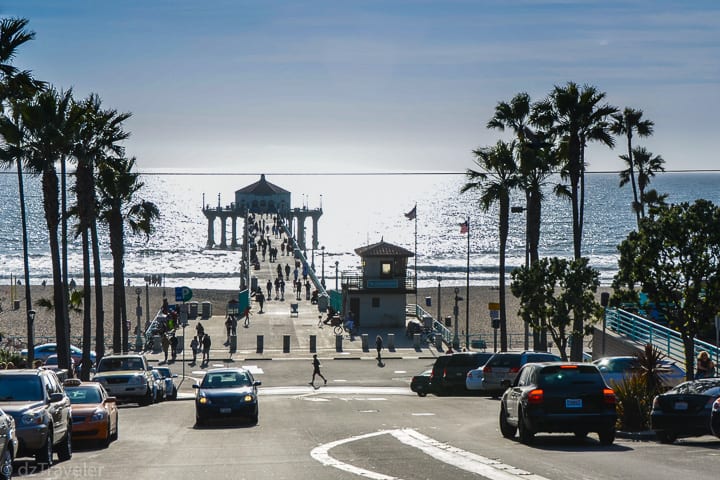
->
465 215 470 350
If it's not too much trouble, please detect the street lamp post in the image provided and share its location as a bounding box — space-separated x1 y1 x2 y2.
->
335 260 340 290
453 287 463 350
321 246 326 287
135 287 143 352
27 309 36 365
436 276 441 325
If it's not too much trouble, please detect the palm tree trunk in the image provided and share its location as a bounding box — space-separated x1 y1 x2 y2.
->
81 228 92 380
60 156 71 350
109 209 124 353
41 168 70 371
625 135 641 225
17 160 34 366
91 220 105 360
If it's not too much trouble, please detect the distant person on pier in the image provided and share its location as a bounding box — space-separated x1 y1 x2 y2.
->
305 280 311 300
190 336 199 365
266 280 273 301
256 290 265 313
285 264 291 278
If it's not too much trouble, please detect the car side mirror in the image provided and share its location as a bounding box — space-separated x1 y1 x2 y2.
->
172 374 178 378
192 384 200 389
254 381 262 387
49 392 65 403
106 397 117 403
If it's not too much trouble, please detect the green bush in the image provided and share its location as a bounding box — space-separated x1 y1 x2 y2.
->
612 375 653 431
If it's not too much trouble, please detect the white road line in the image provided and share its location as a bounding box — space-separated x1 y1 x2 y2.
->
310 429 551 480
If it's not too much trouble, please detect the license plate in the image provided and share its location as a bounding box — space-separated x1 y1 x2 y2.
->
674 401 688 411
565 398 582 408
219 408 231 414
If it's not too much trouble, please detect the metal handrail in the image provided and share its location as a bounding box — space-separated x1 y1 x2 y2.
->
605 307 719 367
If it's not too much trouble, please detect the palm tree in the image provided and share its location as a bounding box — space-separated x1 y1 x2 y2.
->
631 146 665 218
19 87 75 371
70 94 131 369
0 17 45 366
532 82 616 362
611 108 654 226
461 140 519 351
96 156 159 353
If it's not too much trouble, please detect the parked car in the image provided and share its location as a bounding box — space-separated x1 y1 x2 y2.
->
193 368 261 426
21 343 96 365
154 367 178 400
499 362 617 445
592 356 685 388
711 397 720 439
430 352 493 394
650 378 720 443
0 407 18 479
481 351 562 394
63 379 119 447
0 369 72 467
92 354 154 406
410 369 432 397
150 370 166 403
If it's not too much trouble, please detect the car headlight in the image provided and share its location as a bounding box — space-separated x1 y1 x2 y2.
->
128 375 145 385
21 410 46 426
243 394 255 403
91 409 107 422
198 395 211 405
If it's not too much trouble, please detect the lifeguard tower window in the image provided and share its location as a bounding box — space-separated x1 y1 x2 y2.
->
372 297 380 308
380 262 393 278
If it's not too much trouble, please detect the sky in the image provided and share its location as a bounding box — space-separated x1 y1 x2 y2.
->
2 0 718 174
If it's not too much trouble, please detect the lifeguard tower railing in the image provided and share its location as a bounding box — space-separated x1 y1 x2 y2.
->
410 304 453 345
606 307 719 367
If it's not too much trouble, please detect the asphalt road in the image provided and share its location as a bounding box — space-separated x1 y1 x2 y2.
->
12 358 720 480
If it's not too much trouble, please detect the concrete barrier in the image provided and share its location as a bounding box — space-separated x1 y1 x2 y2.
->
361 334 369 352
256 335 264 353
413 333 421 349
283 335 290 353
388 333 395 351
435 334 443 351
309 335 316 353
335 335 343 352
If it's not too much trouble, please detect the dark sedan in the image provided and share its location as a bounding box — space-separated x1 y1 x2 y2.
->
0 407 17 479
711 397 720 439
193 368 261 426
651 378 720 443
499 362 617 445
410 369 432 397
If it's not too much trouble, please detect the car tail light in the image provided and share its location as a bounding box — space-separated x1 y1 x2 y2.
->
483 365 492 373
443 368 448 378
603 388 616 405
528 389 543 404
560 365 578 369
509 367 520 373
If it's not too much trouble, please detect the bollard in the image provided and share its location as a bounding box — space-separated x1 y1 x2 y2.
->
283 335 290 353
309 335 317 353
152 335 162 354
435 334 443 351
387 333 395 351
229 335 237 354
335 334 343 352
361 334 369 352
176 335 184 354
413 333 421 349
256 335 264 354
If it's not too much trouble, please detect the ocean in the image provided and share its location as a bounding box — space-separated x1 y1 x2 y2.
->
1 170 718 291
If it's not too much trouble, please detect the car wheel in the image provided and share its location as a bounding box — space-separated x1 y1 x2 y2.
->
56 428 72 462
517 409 534 444
499 404 517 439
0 446 12 480
111 416 119 441
656 430 677 444
574 430 588 441
171 387 178 400
139 388 153 406
195 415 205 427
417 390 427 397
598 428 615 446
35 430 53 468
102 419 112 448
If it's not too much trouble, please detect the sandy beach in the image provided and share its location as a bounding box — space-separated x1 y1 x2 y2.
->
0 283 610 350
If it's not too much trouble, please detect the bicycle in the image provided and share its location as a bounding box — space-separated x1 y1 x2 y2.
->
420 328 436 345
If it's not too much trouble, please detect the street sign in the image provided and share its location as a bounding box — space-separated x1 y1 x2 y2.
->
175 286 193 302
490 310 500 329
488 302 500 311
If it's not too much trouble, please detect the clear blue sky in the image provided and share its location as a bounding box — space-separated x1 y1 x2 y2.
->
3 0 718 173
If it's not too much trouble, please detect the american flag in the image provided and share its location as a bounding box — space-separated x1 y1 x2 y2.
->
459 220 468 234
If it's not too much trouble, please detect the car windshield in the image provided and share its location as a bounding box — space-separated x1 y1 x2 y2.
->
97 358 144 372
201 372 251 388
66 387 102 404
0 375 43 401
538 365 604 387
155 368 171 378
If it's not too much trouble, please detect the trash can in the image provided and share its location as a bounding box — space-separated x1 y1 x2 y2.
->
229 335 237 354
201 301 212 319
251 276 258 292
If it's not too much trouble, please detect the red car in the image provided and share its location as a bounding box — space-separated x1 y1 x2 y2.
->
63 379 119 447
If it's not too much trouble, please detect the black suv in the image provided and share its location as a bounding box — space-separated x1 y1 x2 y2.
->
499 362 617 445
0 369 72 466
430 352 493 394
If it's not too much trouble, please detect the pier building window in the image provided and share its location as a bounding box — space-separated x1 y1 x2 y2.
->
380 261 393 278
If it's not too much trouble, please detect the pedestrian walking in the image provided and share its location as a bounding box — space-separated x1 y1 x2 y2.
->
161 334 170 363
224 315 233 345
170 334 178 361
285 263 291 279
375 335 383 361
696 350 716 379
202 334 212 364
196 322 204 339
242 306 251 327
256 290 265 313
309 354 327 388
190 336 199 364
266 279 273 301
